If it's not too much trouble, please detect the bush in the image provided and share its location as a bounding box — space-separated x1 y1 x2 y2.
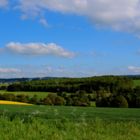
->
96 97 111 107
136 96 140 108
0 94 16 101
16 94 29 103
41 94 66 105
54 96 66 105
42 97 53 105
112 95 128 108
30 95 38 104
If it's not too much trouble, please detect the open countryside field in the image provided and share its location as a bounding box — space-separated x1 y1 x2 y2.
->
133 80 140 87
0 90 50 99
0 105 140 140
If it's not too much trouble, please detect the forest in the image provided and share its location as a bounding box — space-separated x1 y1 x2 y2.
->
0 76 139 108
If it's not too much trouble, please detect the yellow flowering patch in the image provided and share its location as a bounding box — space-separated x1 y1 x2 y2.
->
0 100 32 105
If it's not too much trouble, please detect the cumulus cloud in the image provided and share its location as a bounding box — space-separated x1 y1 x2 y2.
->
0 68 21 73
0 0 8 8
128 66 140 73
13 0 140 36
5 42 75 58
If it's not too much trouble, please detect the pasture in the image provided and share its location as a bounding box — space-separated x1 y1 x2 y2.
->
0 90 50 99
133 80 140 87
0 105 140 140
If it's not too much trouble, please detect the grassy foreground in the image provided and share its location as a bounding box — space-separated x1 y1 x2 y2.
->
0 117 140 140
0 105 140 140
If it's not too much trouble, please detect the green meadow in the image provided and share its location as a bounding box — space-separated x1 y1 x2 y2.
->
0 105 140 140
0 91 49 99
133 80 140 87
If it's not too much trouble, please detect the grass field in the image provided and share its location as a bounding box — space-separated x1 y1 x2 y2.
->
0 82 140 139
133 80 140 87
0 90 50 99
0 105 140 139
0 105 140 121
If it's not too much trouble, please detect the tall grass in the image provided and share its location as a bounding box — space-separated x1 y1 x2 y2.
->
1 106 140 140
0 116 140 140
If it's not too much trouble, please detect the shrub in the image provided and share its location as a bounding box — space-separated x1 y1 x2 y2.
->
54 96 66 105
16 94 29 103
30 95 38 104
42 94 66 105
42 97 53 105
0 94 16 101
112 95 128 108
136 96 140 108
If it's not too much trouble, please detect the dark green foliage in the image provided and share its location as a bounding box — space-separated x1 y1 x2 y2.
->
7 76 133 94
96 97 112 107
5 76 140 108
0 93 16 101
135 96 140 108
30 95 38 104
41 94 66 105
42 97 53 105
65 92 90 106
0 85 7 90
55 96 66 105
112 96 128 108
96 96 128 108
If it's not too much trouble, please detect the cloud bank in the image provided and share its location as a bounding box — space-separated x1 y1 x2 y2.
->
128 66 140 73
0 68 21 73
5 42 75 58
2 0 140 35
14 0 140 36
0 0 8 8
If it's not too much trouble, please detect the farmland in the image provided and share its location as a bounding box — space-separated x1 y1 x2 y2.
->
0 91 49 99
0 77 140 139
0 105 140 140
0 100 32 105
133 80 140 87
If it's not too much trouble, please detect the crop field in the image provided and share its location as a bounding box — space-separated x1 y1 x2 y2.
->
0 100 32 105
0 91 50 99
0 105 140 140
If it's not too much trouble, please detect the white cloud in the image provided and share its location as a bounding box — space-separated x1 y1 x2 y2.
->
0 68 21 73
39 18 49 27
0 0 8 8
15 0 140 36
0 65 98 78
128 66 140 73
5 42 75 58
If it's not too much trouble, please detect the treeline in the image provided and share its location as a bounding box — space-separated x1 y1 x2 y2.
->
0 92 90 106
7 76 133 93
4 76 140 108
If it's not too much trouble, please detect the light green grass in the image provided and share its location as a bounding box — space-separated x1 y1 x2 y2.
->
0 117 140 140
0 106 140 140
0 91 51 99
0 105 140 121
133 80 140 87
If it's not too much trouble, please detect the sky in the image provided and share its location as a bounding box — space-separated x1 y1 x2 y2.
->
0 0 140 78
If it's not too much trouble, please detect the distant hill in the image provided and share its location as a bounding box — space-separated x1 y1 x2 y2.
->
0 77 57 83
0 75 140 83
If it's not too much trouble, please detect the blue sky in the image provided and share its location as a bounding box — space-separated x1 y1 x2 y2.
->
0 0 140 78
